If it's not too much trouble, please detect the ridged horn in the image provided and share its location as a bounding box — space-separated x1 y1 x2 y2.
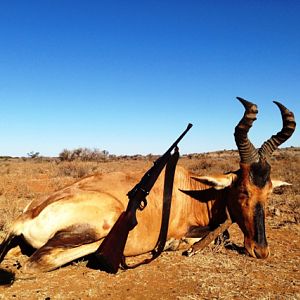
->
258 101 296 160
234 97 260 164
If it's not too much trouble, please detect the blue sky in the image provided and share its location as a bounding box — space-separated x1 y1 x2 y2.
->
0 1 299 156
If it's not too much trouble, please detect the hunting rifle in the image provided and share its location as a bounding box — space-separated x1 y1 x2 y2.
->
95 123 193 273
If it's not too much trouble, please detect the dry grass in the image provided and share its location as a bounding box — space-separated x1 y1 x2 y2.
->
0 148 299 299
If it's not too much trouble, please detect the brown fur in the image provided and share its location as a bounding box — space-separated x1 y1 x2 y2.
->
227 163 272 258
1 166 231 272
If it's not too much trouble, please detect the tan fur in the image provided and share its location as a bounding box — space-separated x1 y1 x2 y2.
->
3 166 226 272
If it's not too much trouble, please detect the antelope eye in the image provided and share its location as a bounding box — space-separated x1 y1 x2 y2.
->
239 190 251 205
239 186 249 198
243 190 249 197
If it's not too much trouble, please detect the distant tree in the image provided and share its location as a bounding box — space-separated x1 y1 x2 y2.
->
59 149 72 161
102 150 109 157
59 148 110 162
27 151 40 159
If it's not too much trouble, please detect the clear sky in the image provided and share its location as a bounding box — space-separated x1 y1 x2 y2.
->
0 1 299 157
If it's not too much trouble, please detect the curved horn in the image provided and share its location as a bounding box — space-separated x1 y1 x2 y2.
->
258 101 296 160
234 97 260 164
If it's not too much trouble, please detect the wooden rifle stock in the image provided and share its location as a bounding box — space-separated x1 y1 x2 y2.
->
95 123 193 273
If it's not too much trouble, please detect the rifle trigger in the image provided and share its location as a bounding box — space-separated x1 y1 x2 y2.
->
139 198 147 211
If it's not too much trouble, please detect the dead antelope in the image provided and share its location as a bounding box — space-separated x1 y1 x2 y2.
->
0 97 296 275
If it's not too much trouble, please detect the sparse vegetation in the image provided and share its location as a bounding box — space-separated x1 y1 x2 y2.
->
27 151 40 159
57 161 99 178
59 147 110 162
0 147 299 299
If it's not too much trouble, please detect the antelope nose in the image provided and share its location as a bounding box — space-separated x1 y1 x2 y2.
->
254 246 270 259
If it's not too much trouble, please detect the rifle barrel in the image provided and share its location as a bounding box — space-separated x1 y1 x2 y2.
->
167 123 193 153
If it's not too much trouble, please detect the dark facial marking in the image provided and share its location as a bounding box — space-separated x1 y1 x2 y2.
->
253 203 268 247
250 161 271 188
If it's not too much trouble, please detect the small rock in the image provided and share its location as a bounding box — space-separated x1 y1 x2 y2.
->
274 208 281 217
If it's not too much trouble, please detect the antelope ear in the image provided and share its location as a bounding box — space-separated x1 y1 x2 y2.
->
191 173 238 190
271 179 292 189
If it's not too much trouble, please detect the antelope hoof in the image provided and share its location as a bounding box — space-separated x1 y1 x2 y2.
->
182 247 195 257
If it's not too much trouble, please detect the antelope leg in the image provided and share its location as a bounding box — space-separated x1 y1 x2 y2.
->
184 218 232 257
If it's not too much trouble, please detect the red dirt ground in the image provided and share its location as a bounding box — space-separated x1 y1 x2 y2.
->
0 149 299 299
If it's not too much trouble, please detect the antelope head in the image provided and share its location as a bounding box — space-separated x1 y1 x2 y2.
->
227 97 296 258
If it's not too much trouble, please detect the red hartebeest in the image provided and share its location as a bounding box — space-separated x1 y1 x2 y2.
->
0 98 296 275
